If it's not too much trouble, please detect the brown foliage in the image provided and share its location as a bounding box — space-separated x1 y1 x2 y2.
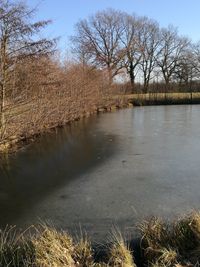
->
1 57 127 147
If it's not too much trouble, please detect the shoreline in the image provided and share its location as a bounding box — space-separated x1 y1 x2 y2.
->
1 92 200 154
0 101 133 154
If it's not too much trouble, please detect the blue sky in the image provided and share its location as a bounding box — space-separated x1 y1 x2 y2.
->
27 0 200 52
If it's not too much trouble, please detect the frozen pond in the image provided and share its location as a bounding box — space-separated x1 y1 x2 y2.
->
0 105 200 242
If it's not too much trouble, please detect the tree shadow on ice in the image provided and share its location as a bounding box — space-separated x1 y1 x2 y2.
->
0 117 119 227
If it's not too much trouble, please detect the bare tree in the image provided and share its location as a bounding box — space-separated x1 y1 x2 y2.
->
139 17 160 93
173 48 197 91
71 9 125 84
156 26 190 91
0 0 55 139
192 42 200 80
120 14 142 92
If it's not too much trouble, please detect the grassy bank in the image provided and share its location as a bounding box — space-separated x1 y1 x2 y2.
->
1 211 200 266
126 92 200 106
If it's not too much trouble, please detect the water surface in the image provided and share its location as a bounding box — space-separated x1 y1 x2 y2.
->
0 105 200 241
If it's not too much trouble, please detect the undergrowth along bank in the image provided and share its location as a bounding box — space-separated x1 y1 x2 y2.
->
1 211 200 266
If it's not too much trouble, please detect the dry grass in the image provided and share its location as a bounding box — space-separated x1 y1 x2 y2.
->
171 212 200 264
0 225 35 267
1 212 200 266
125 92 200 106
0 225 137 267
108 230 136 267
140 212 200 267
158 248 178 266
33 225 75 267
73 237 94 267
127 92 200 100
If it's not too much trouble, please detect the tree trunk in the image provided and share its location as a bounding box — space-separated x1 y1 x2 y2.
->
0 85 6 139
0 37 8 139
107 67 113 86
129 62 135 93
143 75 149 94
165 78 170 94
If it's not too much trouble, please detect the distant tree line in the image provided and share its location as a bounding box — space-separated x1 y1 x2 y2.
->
71 9 200 93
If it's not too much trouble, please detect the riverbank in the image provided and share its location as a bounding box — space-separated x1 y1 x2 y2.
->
1 91 200 153
126 92 200 106
0 95 132 153
0 59 134 154
0 211 199 267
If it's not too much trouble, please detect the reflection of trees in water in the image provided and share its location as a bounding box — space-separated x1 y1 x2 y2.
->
0 153 22 226
0 153 11 175
0 153 14 196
